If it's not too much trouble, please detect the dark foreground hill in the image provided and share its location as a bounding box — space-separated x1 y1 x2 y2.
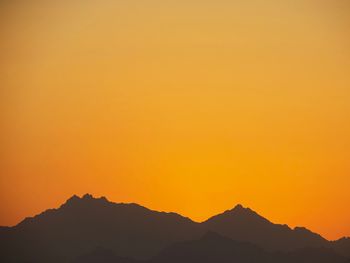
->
152 232 348 263
0 194 349 263
72 232 348 263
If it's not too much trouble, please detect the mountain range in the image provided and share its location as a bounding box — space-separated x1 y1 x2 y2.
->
1 194 349 263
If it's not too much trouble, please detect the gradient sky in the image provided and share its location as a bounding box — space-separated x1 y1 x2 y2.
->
1 0 350 240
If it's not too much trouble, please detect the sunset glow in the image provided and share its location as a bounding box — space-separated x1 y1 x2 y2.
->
1 0 350 240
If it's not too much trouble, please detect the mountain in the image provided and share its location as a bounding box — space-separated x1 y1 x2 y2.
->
152 232 348 263
152 231 268 263
332 237 350 258
0 194 203 263
70 232 348 263
1 194 349 263
202 204 328 251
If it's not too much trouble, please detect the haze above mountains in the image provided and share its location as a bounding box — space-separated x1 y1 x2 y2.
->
1 194 349 263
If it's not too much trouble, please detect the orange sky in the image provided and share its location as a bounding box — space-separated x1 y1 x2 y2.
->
1 0 350 240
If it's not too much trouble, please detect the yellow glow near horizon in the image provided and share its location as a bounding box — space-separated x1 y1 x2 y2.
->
1 0 350 240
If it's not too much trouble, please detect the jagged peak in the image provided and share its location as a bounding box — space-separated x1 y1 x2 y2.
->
231 204 254 212
233 204 244 210
229 204 259 217
203 203 272 225
67 194 80 201
82 193 94 199
62 193 109 208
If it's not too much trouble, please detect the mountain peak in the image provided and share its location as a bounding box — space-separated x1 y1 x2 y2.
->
233 204 244 210
62 193 109 209
82 193 94 199
231 204 252 212
63 194 81 205
228 204 260 218
203 204 272 231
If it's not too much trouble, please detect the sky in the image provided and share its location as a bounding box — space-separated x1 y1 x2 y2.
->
1 0 350 240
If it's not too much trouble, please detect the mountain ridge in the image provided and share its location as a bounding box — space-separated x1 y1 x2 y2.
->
16 194 196 230
6 195 343 241
1 193 349 263
202 202 329 251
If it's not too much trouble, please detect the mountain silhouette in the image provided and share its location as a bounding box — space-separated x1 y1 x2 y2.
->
331 237 350 258
69 232 348 263
0 194 349 263
152 231 268 263
152 231 348 263
202 204 328 251
0 194 203 263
